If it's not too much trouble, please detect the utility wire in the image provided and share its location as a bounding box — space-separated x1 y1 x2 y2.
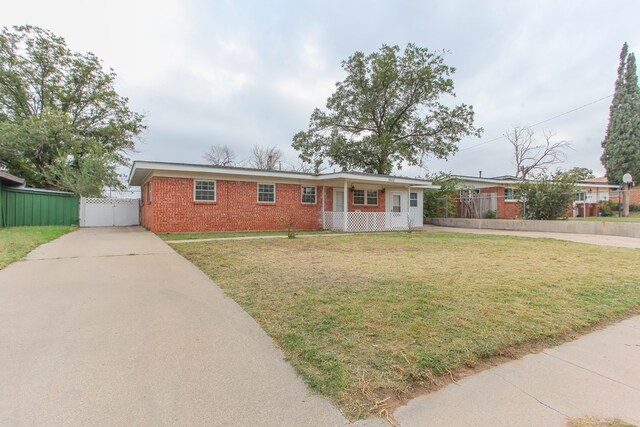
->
458 94 614 152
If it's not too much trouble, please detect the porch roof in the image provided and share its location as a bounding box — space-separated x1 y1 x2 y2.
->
129 160 438 188
0 170 26 187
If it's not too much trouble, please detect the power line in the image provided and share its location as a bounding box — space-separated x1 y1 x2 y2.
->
458 94 613 152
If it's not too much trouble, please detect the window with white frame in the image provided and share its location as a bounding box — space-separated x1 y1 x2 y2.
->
301 186 316 204
258 183 276 203
353 189 378 205
366 190 378 205
574 192 587 202
410 192 418 207
194 180 216 201
353 189 365 205
504 188 517 201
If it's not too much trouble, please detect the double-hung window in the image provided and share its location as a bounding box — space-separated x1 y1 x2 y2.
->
301 186 316 204
258 183 276 203
366 190 378 205
410 192 418 207
194 180 216 202
353 189 378 205
504 188 517 201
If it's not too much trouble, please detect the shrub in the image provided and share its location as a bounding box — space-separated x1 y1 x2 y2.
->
423 173 460 219
485 209 497 219
599 200 619 217
518 172 576 220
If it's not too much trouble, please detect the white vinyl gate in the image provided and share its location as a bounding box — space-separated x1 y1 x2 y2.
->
80 197 140 227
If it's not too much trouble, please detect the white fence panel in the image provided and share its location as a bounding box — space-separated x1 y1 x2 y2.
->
80 197 140 227
323 211 409 232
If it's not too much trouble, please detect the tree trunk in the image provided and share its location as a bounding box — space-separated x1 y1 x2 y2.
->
622 183 631 217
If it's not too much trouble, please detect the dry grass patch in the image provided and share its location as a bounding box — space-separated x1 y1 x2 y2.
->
171 232 640 419
0 226 75 269
568 416 637 427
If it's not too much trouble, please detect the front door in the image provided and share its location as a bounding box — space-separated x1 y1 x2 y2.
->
333 189 345 212
389 191 406 228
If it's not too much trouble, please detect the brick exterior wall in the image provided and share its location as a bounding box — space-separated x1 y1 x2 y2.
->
487 187 523 219
142 177 387 233
610 187 640 205
320 187 386 213
348 190 386 212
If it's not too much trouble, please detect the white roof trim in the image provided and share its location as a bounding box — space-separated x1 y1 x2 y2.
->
128 161 435 187
453 175 618 189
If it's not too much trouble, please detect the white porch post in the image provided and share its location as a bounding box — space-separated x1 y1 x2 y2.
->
322 185 326 229
343 180 348 231
407 188 411 229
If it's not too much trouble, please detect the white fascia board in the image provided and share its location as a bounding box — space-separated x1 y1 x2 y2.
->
410 184 441 189
129 161 434 187
454 176 521 185
327 172 433 186
576 183 618 189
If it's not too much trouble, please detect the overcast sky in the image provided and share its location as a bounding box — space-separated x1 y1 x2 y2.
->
3 0 639 180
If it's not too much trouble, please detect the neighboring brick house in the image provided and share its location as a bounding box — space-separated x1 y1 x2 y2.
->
128 161 436 233
451 175 618 219
587 176 640 206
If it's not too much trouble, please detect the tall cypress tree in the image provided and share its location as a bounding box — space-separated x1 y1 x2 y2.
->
601 43 640 215
601 44 640 182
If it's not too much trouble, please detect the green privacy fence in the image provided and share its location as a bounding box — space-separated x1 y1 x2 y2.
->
0 185 79 227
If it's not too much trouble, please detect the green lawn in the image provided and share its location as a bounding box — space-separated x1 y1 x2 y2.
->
0 226 75 269
157 230 338 241
568 212 640 223
171 232 640 419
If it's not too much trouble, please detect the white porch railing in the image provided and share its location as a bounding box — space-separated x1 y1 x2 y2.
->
323 211 410 232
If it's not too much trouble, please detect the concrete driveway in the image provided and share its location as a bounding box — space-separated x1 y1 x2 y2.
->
0 227 347 426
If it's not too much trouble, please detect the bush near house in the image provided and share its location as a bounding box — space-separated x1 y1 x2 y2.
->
517 172 576 220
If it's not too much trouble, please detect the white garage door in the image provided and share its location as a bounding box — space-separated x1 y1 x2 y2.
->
80 197 140 227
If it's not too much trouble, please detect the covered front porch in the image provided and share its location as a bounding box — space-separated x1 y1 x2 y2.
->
318 175 431 232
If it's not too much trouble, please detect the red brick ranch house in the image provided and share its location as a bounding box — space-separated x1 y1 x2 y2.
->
128 161 437 233
452 175 618 219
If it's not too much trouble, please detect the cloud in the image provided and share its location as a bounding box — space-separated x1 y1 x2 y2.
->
3 0 640 179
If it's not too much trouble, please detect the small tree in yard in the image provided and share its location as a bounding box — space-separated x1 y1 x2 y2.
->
517 172 576 220
278 215 296 239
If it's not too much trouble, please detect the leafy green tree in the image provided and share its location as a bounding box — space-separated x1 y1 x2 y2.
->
561 167 595 181
601 43 640 215
517 172 576 220
423 173 460 219
292 44 482 174
0 25 144 191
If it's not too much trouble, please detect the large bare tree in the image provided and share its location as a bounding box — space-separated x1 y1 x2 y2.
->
249 145 283 170
202 144 236 166
505 126 571 180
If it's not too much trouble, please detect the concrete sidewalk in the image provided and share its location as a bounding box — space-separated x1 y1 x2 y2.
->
394 316 640 426
0 227 347 426
421 224 640 248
